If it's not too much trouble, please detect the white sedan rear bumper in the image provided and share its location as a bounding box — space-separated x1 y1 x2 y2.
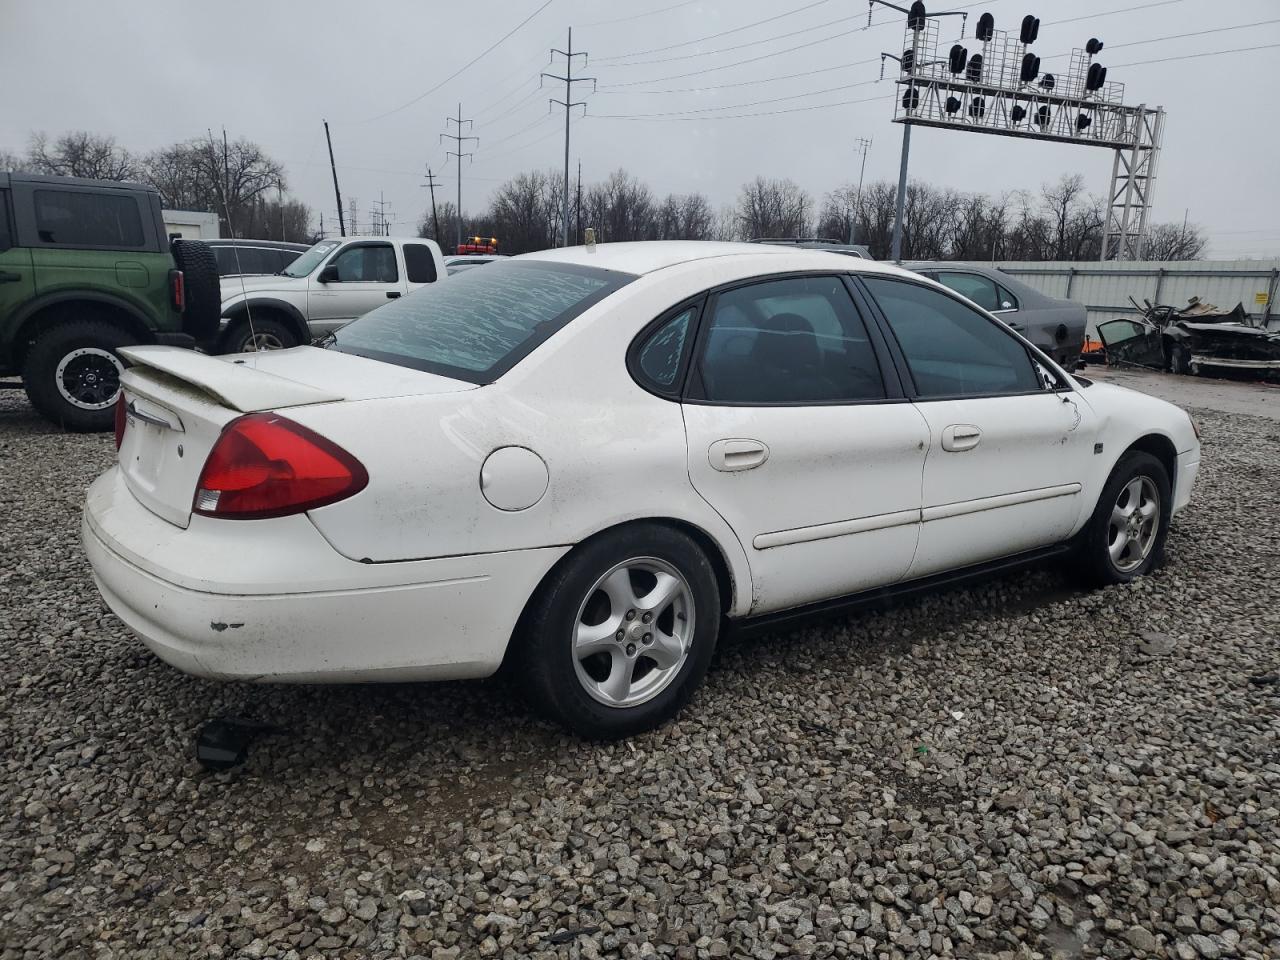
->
82 468 567 682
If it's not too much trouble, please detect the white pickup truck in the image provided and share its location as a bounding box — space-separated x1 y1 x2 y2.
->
216 236 448 353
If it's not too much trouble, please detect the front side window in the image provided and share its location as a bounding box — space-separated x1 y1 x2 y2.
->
864 277 1041 399
403 244 438 283
0 189 11 251
694 275 886 404
936 272 1002 312
329 260 633 383
283 240 340 277
33 190 143 247
331 243 398 282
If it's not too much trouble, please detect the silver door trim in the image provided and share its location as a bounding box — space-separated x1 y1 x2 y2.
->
754 507 921 550
922 482 1081 523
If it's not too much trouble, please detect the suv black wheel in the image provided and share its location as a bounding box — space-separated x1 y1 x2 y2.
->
171 240 222 341
1075 450 1172 586
225 316 299 353
516 524 721 739
23 320 136 432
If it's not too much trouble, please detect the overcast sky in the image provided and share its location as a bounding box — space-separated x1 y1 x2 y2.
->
3 0 1277 257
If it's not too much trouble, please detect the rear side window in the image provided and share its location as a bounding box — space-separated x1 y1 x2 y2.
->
403 244 438 283
215 246 274 276
864 277 1040 399
330 260 633 383
274 249 301 273
0 189 11 251
634 305 696 394
693 275 886 404
33 189 144 248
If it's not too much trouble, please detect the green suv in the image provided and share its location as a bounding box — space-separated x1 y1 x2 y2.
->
0 172 220 430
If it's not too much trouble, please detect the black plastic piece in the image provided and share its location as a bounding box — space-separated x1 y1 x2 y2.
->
976 12 995 41
968 96 986 119
1086 62 1107 91
902 48 916 72
908 1 927 30
1020 14 1040 44
1020 53 1041 83
1036 104 1052 127
195 717 284 771
1086 37 1104 55
902 86 921 111
965 53 983 82
1076 112 1092 131
949 44 968 74
945 95 962 114
1011 104 1027 123
1039 72 1056 90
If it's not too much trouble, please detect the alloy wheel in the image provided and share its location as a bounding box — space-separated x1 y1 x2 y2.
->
1108 475 1161 572
55 347 123 410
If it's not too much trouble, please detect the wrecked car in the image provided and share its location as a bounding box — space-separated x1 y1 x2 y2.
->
1098 297 1280 377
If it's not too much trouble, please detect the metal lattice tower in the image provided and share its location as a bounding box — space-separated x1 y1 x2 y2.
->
1101 106 1165 261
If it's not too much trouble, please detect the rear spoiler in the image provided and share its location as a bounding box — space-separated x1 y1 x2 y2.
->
120 346 343 412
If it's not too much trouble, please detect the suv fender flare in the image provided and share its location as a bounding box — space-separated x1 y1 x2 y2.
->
11 291 155 363
221 297 310 342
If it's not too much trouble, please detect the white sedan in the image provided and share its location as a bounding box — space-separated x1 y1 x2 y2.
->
83 242 1200 738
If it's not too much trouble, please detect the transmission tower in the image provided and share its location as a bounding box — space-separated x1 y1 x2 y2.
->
543 29 595 247
440 103 478 251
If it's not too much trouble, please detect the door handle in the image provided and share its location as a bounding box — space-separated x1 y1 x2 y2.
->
708 438 769 472
386 291 401 299
941 424 981 452
0 271 21 283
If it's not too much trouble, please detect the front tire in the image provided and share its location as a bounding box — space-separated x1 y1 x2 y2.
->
1076 451 1172 586
224 315 298 353
22 321 136 431
516 524 721 739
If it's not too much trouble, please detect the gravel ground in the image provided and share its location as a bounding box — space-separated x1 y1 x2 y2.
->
1 386 1278 960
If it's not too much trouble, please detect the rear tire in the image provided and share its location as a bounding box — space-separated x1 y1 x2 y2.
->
224 315 298 353
1168 343 1191 376
516 524 721 739
1075 451 1171 587
22 320 136 432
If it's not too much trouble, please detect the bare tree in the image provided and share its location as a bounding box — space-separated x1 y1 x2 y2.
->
583 169 656 243
0 149 25 172
142 136 284 237
419 200 461 251
735 177 811 239
654 192 715 240
237 197 314 243
1144 220 1207 261
489 169 559 254
27 131 139 180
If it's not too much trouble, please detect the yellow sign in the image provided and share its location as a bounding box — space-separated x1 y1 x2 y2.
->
1257 292 1270 306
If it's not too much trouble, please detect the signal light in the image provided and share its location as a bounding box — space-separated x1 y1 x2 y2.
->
1011 105 1027 123
902 49 915 72
976 12 995 42
1039 73 1056 90
1076 113 1092 131
194 414 369 520
908 1 927 30
1020 53 1040 83
946 95 962 114
1036 104 1051 127
1020 15 1040 44
968 96 986 119
1086 63 1107 91
1086 37 1104 56
902 86 920 111
949 44 968 74
966 54 983 82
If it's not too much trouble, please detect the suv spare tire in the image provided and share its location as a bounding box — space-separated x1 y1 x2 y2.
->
171 239 222 341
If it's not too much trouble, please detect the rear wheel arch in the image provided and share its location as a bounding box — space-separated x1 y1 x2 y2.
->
12 298 152 368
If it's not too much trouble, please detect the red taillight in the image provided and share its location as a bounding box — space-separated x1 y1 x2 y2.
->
114 394 127 450
170 269 185 312
193 414 368 519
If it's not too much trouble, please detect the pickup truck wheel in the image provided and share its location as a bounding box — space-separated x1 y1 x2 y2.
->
22 321 136 432
225 316 298 353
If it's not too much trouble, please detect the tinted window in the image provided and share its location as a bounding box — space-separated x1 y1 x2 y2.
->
936 272 1001 311
635 306 695 392
695 275 886 404
0 190 11 251
282 239 340 277
864 277 1040 399
996 282 1019 310
273 249 301 273
330 260 632 383
330 243 397 282
215 246 275 276
34 190 143 247
403 244 438 283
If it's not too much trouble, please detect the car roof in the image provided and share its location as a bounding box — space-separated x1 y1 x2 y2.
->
0 171 155 192
903 261 1060 304
519 240 905 277
205 238 309 250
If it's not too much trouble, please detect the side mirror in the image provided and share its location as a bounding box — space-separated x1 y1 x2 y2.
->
318 264 339 283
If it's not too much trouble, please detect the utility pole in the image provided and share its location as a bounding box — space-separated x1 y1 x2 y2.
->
441 103 477 251
576 159 582 245
323 120 346 237
349 197 358 237
544 29 594 247
851 137 872 244
371 192 392 236
422 165 442 241
277 180 285 241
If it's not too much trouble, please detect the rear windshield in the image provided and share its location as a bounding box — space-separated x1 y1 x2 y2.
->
327 260 634 383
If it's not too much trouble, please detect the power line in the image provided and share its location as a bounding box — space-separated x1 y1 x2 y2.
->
578 0 701 28
605 14 864 68
596 59 879 96
594 77 882 119
593 90 893 122
350 0 554 123
1109 40 1280 68
1044 0 1187 27
472 48 557 117
595 0 834 62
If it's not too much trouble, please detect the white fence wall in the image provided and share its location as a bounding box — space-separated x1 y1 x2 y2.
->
993 260 1280 333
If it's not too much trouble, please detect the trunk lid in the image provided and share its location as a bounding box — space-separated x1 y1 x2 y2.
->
116 346 475 528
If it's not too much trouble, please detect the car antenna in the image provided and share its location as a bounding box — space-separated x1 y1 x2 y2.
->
208 127 260 364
